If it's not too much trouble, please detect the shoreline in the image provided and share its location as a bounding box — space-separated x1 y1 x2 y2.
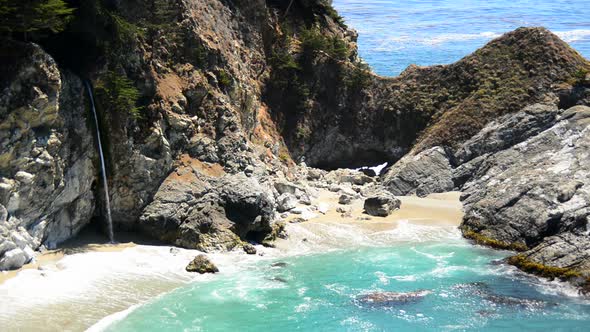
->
1 190 586 331
1 192 466 331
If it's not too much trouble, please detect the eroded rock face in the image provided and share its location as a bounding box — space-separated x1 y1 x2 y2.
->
378 102 590 289
139 157 277 252
0 43 96 269
460 106 590 276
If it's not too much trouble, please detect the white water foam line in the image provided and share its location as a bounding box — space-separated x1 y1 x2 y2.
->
0 245 272 331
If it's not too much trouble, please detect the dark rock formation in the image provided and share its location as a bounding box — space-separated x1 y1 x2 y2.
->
139 158 277 252
383 147 454 197
379 102 590 290
460 105 590 279
243 243 257 255
186 254 219 274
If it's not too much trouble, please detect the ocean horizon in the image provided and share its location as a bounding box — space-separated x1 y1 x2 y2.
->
333 0 590 76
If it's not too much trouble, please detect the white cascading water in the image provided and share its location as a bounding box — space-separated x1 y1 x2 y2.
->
84 81 114 243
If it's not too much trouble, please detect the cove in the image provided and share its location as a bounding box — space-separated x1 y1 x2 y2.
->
104 239 590 331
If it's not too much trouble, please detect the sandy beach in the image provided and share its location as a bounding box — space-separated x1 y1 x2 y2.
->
0 192 464 332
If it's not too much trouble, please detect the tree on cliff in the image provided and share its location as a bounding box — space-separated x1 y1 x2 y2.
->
0 0 75 40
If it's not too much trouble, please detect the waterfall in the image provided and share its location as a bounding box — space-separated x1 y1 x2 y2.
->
84 81 114 243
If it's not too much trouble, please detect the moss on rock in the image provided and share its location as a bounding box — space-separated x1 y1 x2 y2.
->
462 229 528 252
507 254 582 281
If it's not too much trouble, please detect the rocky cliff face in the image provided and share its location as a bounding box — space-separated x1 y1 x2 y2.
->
0 0 589 293
0 42 96 269
460 105 590 289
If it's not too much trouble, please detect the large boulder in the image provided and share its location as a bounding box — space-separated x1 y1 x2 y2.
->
382 147 454 197
186 254 219 274
364 192 401 217
139 161 278 251
277 193 297 212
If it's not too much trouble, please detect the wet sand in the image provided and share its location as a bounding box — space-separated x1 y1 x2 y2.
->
0 231 139 286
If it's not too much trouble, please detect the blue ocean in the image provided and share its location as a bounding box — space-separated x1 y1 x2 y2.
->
333 0 590 76
101 2 590 331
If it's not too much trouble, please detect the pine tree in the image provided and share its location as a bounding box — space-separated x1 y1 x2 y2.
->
152 0 176 26
0 0 75 40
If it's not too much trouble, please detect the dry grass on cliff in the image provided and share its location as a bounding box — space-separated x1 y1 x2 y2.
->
410 27 590 152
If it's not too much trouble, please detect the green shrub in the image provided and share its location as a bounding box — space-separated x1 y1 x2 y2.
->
95 71 142 119
108 11 145 45
295 125 311 140
323 2 345 26
300 28 349 61
270 50 301 72
217 69 232 89
344 61 372 91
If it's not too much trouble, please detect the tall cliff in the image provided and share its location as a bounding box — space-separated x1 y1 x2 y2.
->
0 0 589 292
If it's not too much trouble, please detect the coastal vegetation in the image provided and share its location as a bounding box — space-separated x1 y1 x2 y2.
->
95 71 142 119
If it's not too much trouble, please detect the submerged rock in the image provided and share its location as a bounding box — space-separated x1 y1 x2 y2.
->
186 255 219 274
356 290 432 305
364 193 401 217
483 294 553 309
452 281 555 309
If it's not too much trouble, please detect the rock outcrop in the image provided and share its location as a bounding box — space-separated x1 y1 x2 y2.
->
460 105 590 286
380 102 590 291
139 156 277 252
364 192 401 217
383 147 454 197
0 42 96 269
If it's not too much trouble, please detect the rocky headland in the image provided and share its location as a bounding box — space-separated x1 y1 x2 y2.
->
1 0 589 294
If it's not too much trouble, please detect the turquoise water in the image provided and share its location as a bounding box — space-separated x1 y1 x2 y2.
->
333 0 590 76
106 240 590 331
